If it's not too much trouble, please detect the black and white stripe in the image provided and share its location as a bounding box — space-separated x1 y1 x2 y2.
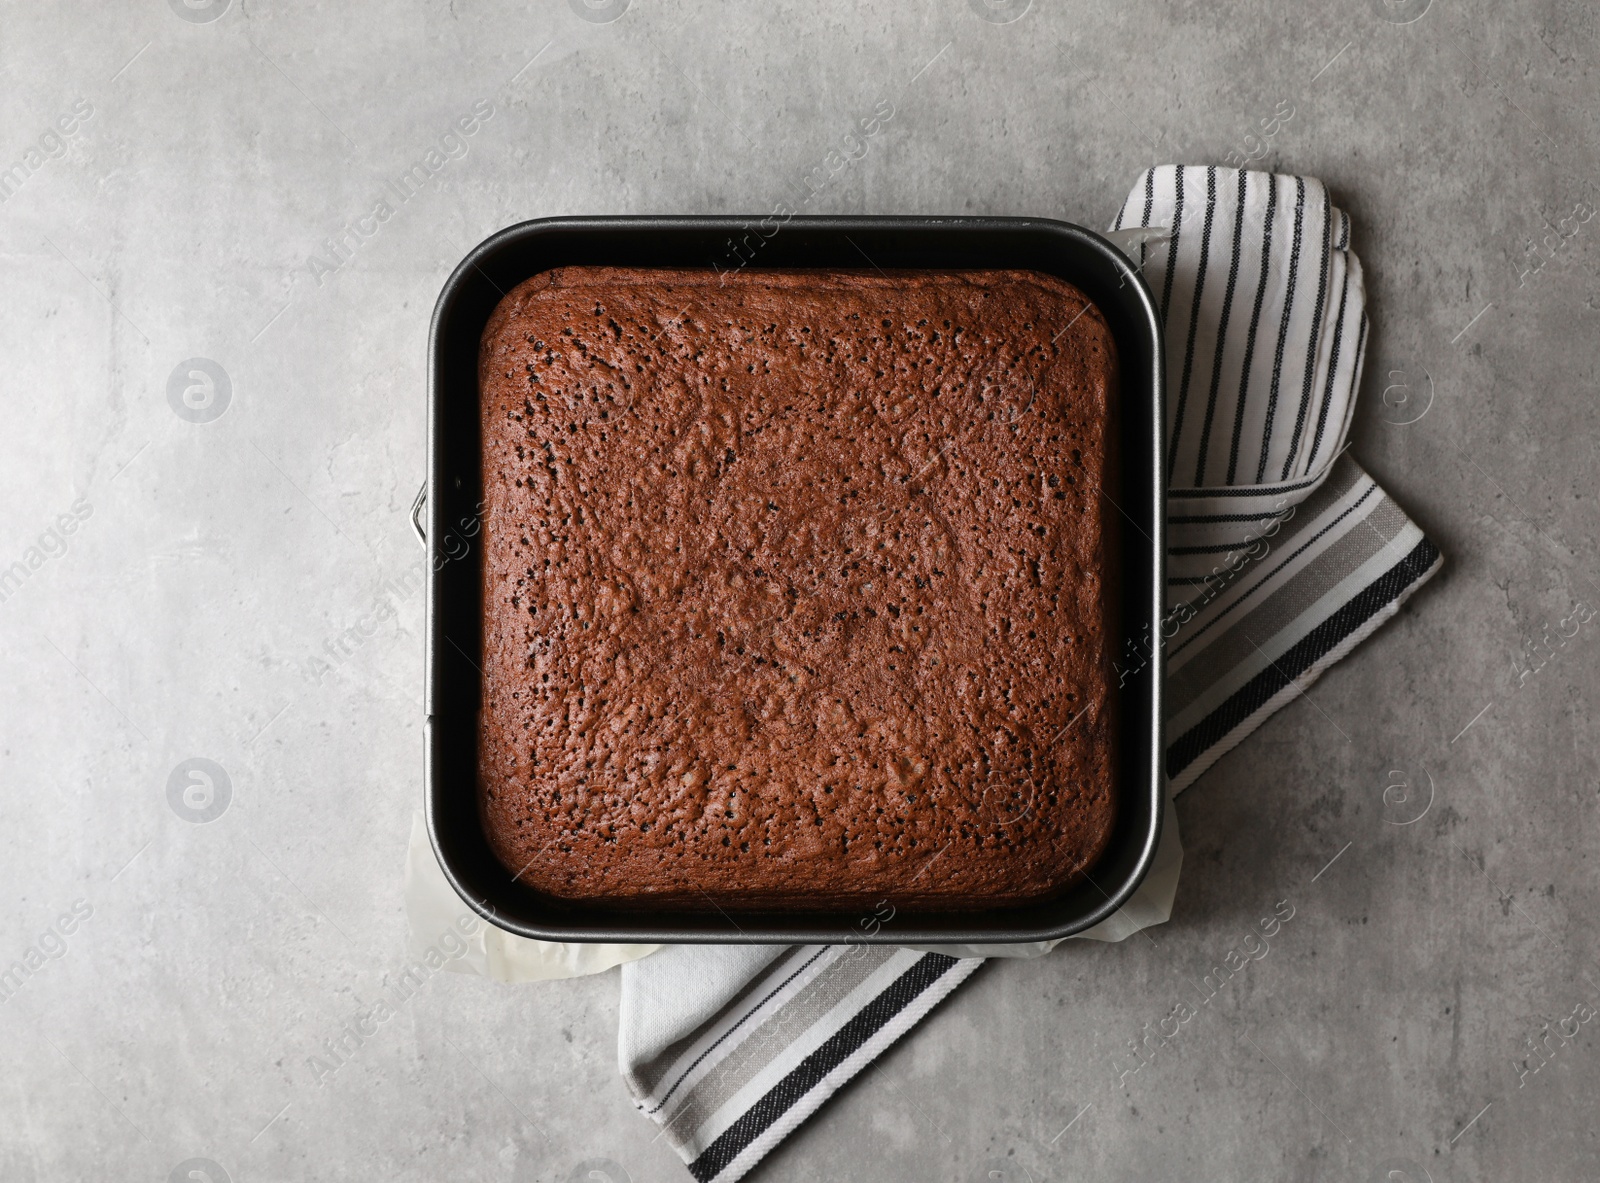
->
1162 455 1441 789
1192 168 1249 485
1283 185 1334 479
1225 171 1276 484
1168 165 1217 476
622 944 978 1183
683 953 969 1182
1134 167 1361 494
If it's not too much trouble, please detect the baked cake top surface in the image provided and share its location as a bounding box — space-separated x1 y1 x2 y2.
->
477 266 1117 907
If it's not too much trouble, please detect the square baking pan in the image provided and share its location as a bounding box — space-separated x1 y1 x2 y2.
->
424 215 1164 944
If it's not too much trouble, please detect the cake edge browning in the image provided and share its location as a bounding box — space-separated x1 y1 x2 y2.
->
476 267 1120 911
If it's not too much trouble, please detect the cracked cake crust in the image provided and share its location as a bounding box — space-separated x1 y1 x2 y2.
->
477 266 1118 909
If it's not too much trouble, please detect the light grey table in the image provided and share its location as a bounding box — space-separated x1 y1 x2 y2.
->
3 1 1595 1179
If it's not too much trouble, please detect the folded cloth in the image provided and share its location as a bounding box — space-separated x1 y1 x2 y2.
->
613 167 1444 1183
1113 166 1444 789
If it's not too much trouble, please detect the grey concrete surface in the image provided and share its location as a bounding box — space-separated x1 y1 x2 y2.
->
2 0 1597 1179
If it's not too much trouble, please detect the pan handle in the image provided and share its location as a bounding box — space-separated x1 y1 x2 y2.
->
410 484 427 547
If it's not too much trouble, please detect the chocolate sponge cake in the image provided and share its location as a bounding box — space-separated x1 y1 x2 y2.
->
477 266 1118 909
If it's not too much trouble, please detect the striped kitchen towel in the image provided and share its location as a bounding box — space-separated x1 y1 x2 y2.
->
1112 166 1443 789
618 167 1443 1182
620 944 977 1183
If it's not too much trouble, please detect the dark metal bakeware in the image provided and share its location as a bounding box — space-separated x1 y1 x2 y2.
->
425 215 1165 944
